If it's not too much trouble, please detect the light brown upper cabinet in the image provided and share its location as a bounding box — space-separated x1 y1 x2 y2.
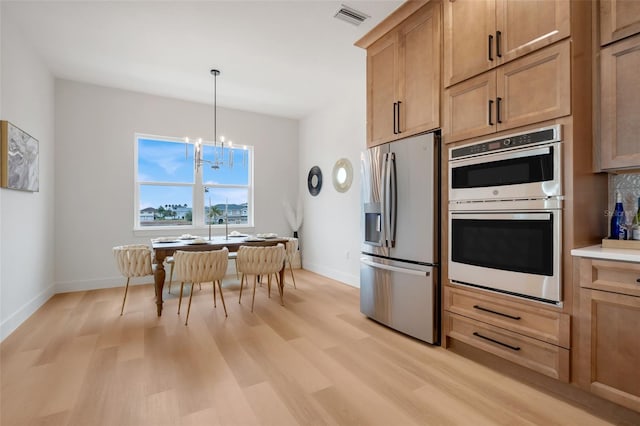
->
443 0 570 88
600 0 640 46
600 33 640 170
444 40 570 143
366 2 441 148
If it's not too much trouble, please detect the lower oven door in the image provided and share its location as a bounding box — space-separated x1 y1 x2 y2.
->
448 209 561 304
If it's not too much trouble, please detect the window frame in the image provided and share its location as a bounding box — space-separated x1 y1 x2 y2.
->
134 133 254 231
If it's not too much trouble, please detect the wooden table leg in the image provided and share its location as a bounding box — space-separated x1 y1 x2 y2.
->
154 255 166 316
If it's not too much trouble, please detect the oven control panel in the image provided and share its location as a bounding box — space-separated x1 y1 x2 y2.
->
451 126 560 159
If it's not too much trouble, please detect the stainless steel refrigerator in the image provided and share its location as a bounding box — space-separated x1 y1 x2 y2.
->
360 131 439 344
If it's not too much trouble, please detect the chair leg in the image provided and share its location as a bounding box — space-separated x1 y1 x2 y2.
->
251 275 258 312
216 280 228 317
168 262 175 293
213 280 217 307
277 274 284 306
267 274 271 298
185 283 195 325
288 260 296 289
178 282 185 314
239 274 245 303
234 259 239 280
120 277 130 316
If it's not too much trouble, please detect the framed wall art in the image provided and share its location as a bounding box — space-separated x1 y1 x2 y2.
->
307 165 322 196
1 120 39 192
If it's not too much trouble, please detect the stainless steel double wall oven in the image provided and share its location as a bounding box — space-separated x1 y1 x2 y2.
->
448 125 563 304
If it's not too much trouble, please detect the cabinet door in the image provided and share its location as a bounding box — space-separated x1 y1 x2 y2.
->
600 34 640 170
497 40 570 132
443 0 496 87
496 0 570 64
398 1 441 137
367 32 398 148
600 0 640 46
580 289 640 412
443 71 496 143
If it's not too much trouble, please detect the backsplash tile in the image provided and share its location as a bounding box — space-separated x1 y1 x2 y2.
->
609 173 640 214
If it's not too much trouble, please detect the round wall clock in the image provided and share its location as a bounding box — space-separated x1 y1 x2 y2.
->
307 166 322 196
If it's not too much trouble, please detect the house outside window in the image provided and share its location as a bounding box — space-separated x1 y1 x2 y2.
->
135 134 253 229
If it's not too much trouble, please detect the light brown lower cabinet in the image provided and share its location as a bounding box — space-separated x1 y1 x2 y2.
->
578 257 640 412
444 285 570 382
444 311 570 382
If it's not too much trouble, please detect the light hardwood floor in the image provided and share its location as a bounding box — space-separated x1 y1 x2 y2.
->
1 270 638 426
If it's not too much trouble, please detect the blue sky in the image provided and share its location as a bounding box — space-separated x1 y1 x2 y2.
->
138 138 250 209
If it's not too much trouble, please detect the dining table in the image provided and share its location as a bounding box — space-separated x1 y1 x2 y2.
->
151 235 289 316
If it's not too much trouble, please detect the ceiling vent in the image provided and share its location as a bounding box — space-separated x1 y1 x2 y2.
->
334 4 370 26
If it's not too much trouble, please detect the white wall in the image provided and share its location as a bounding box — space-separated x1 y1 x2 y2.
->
0 16 56 340
298 78 366 287
54 80 298 292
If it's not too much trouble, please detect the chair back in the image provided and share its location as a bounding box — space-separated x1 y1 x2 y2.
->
237 244 285 275
113 244 153 278
285 238 298 258
174 248 229 283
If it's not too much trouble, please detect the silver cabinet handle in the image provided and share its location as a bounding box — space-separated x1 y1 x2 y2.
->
360 258 429 277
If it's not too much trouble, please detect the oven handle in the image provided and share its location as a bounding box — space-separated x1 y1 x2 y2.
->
450 212 552 221
450 144 554 168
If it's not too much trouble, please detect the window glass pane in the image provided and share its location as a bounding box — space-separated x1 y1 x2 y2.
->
204 187 249 225
138 138 194 183
139 185 193 226
202 146 250 185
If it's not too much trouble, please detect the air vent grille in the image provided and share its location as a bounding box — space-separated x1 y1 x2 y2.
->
334 4 369 26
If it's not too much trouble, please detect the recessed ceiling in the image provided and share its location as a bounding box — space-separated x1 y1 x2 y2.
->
2 1 402 119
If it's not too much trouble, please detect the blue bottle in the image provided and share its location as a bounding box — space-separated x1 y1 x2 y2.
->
610 191 626 240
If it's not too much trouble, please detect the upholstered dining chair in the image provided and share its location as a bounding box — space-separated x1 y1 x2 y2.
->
113 244 154 316
236 244 286 312
227 251 240 280
174 248 229 325
284 238 299 288
165 256 175 293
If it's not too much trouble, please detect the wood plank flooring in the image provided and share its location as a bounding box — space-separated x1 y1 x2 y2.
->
1 270 638 425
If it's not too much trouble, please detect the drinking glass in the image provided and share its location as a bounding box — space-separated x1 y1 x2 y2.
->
622 210 635 240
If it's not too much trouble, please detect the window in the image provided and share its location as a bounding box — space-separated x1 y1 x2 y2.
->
135 134 253 229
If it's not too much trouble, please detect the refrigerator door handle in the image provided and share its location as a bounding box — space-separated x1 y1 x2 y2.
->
380 152 389 246
388 152 397 247
360 258 430 277
383 152 394 247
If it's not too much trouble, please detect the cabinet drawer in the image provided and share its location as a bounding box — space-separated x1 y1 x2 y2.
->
580 258 640 297
445 286 570 348
445 312 570 382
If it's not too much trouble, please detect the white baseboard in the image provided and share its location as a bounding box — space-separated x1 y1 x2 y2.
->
55 275 155 293
55 262 241 293
302 261 359 288
1 284 55 342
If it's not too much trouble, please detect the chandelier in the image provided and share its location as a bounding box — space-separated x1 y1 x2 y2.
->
187 68 239 171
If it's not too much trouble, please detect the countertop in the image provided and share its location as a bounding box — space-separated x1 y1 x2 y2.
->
571 244 640 263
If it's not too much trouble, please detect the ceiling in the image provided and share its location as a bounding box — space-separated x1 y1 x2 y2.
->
3 1 402 119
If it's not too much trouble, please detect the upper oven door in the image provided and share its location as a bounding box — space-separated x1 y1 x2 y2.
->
449 142 562 202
